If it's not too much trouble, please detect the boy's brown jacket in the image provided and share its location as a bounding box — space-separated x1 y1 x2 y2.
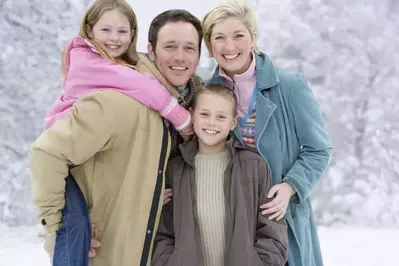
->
152 139 288 266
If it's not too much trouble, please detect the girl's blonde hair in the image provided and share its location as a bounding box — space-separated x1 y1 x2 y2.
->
202 0 259 57
62 0 139 75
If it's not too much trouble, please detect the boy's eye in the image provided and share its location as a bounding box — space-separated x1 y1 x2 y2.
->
218 116 226 119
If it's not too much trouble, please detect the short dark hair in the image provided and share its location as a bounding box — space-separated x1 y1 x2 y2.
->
148 9 203 54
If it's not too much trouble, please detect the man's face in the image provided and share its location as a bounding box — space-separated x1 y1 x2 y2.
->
148 21 200 87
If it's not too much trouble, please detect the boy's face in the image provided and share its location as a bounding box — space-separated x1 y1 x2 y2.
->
192 93 238 152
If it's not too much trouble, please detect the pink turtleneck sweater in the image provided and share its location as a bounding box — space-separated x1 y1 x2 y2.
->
218 55 256 117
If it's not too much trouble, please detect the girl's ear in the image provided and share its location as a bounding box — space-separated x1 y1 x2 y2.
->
86 25 93 39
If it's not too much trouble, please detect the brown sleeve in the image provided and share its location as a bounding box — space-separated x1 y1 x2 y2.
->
152 165 176 266
254 159 289 265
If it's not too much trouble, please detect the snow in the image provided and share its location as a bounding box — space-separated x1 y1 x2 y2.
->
0 224 397 266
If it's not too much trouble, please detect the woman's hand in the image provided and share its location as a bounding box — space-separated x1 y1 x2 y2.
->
260 182 295 221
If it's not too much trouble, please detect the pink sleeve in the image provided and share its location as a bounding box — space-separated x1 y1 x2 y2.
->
66 49 190 130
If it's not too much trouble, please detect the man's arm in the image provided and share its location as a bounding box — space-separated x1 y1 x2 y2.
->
30 92 118 234
255 159 289 265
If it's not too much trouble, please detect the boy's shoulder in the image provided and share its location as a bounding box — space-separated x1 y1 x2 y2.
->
236 148 262 160
230 140 265 162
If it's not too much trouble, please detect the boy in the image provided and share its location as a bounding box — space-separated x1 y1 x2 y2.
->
152 84 288 266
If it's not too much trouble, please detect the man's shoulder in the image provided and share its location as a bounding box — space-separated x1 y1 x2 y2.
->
76 90 157 113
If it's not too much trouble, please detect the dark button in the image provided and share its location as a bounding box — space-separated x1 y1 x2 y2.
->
41 219 47 226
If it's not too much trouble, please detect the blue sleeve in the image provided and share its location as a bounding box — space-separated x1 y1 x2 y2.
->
282 75 333 204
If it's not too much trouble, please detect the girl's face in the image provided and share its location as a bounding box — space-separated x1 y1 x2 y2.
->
210 17 256 77
88 9 132 58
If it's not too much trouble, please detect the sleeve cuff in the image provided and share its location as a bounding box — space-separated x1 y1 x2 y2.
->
41 212 62 234
282 177 303 204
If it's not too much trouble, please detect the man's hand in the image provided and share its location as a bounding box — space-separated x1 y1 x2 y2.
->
163 188 172 205
89 225 101 258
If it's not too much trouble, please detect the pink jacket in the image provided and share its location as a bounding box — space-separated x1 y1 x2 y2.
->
45 35 190 130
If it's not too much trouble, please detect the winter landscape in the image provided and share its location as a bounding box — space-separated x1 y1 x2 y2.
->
1 0 398 265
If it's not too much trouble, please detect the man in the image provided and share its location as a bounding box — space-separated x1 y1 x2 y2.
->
146 9 203 157
30 9 203 266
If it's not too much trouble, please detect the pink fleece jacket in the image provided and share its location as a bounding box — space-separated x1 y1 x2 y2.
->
219 55 256 117
45 35 190 130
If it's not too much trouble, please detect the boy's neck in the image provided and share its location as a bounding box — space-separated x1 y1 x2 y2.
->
197 140 227 155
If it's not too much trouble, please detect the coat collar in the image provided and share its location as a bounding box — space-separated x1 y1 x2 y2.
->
207 52 280 91
178 137 245 166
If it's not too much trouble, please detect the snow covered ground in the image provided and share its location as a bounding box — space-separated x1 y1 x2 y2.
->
0 224 397 266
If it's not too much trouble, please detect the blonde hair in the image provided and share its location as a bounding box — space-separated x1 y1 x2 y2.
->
62 0 139 75
193 84 238 116
202 0 259 57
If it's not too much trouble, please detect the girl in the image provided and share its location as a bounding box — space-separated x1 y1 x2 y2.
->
45 2 192 132
202 1 333 265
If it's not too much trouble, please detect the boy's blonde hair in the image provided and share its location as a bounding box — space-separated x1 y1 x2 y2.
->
62 0 139 75
202 0 259 57
193 84 238 116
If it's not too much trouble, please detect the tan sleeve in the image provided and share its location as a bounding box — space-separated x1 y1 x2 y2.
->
30 92 118 234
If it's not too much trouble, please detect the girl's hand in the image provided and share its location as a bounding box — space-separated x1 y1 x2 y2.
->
179 122 194 137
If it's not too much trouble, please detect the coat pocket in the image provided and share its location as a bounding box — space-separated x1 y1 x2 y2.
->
290 199 310 227
166 248 183 266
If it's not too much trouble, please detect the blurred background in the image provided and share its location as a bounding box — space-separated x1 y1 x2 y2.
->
0 0 398 265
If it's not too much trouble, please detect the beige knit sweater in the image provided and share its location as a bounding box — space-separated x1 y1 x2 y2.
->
194 151 230 266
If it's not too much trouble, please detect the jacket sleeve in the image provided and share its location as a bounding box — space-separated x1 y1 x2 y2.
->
255 159 288 265
30 92 118 234
283 75 333 204
67 43 190 130
152 166 176 266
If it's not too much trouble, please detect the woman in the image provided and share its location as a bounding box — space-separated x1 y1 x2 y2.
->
202 1 333 265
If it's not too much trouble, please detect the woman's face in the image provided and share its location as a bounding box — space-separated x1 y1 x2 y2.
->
88 9 133 58
210 17 256 77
